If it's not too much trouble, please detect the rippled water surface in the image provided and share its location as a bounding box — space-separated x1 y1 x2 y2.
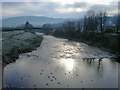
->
3 35 118 88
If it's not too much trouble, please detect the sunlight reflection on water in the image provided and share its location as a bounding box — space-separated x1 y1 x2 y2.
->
3 35 118 88
60 58 75 71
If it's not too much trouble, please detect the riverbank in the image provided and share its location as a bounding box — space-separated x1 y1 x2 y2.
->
3 35 118 88
2 30 43 67
53 32 120 62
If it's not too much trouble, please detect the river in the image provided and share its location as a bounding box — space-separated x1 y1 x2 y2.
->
3 35 119 88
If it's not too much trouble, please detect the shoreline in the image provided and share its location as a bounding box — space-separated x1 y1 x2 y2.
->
53 35 120 62
2 32 120 68
2 31 43 67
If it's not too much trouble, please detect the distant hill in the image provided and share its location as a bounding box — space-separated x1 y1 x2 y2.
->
2 16 118 28
2 16 66 27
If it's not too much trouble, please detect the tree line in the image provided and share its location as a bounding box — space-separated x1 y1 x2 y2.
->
49 10 120 55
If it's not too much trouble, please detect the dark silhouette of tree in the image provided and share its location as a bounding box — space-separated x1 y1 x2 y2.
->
83 15 87 31
64 21 76 38
76 20 82 37
83 11 98 32
97 11 107 33
25 21 33 30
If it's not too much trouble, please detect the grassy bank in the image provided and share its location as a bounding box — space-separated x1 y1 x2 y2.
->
79 32 120 53
2 30 43 66
79 32 120 62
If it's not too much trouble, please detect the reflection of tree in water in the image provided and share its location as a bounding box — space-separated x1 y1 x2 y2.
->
86 58 95 65
83 58 104 78
83 58 95 67
96 59 104 78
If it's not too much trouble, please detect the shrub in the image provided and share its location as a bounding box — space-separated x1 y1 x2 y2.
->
104 28 115 33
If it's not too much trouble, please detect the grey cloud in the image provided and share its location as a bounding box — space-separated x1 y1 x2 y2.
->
89 3 117 12
2 1 119 19
64 2 88 8
2 2 25 8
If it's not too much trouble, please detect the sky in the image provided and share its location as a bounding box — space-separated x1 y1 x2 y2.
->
1 0 120 19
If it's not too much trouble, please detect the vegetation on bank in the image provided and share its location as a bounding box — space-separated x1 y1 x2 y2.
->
46 9 120 63
2 7 120 63
53 32 120 63
53 30 120 53
2 31 43 66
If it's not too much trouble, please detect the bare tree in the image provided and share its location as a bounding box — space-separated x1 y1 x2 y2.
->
97 11 107 33
83 10 98 32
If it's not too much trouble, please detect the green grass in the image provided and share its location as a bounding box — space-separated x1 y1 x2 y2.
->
2 31 43 65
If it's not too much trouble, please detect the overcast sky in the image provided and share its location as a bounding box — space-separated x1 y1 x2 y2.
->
1 0 119 19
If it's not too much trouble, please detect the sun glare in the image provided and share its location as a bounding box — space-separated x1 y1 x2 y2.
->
60 58 75 71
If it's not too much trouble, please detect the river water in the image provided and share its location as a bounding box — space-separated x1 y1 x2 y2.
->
3 35 119 88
